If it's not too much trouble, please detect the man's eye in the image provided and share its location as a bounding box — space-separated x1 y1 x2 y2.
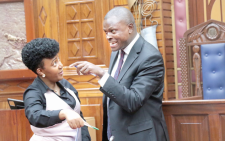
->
112 30 116 33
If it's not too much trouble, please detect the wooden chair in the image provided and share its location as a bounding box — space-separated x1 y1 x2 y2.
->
179 20 225 99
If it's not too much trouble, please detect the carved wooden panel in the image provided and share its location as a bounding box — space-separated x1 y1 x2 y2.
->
59 0 110 66
173 115 209 141
192 45 202 96
35 0 49 38
64 75 100 89
187 23 225 44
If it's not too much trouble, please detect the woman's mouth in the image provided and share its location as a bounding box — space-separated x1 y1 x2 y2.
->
59 70 63 75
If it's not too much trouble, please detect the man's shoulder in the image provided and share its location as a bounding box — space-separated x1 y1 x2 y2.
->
140 41 162 58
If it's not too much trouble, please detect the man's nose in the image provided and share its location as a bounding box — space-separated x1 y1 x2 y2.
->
106 33 112 40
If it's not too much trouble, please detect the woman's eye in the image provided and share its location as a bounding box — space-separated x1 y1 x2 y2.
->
53 61 57 66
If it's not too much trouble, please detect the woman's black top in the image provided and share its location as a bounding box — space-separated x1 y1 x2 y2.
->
24 77 90 141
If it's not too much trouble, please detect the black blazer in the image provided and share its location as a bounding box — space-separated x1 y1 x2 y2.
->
100 36 169 141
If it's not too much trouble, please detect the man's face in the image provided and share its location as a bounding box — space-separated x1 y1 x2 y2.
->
103 16 132 51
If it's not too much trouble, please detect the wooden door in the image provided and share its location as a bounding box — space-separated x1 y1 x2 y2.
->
58 0 111 67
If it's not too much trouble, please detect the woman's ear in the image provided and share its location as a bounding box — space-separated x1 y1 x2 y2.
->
36 68 43 76
37 68 46 78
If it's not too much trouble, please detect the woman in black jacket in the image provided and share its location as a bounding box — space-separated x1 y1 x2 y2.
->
21 38 91 141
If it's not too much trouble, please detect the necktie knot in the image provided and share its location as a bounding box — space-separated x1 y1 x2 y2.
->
120 50 125 58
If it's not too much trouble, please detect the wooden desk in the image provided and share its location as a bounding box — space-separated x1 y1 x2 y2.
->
0 106 101 141
0 109 33 141
163 100 225 141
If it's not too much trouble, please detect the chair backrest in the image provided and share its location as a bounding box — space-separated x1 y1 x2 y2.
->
179 20 225 99
201 43 225 99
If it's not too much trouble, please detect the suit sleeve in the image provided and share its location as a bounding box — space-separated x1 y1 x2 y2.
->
100 53 164 113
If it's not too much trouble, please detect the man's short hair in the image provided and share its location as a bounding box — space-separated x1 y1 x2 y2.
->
104 7 135 25
21 38 59 74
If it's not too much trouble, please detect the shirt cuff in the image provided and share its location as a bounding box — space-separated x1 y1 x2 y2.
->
98 73 110 87
48 110 63 125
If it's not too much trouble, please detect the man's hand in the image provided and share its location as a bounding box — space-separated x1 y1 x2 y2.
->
70 61 105 78
59 109 84 129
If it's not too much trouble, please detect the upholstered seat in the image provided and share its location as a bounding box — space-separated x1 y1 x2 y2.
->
201 43 225 99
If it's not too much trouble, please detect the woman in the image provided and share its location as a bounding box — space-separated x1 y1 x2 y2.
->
21 38 91 141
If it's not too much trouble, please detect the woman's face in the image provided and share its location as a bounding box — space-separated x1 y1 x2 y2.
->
39 55 64 83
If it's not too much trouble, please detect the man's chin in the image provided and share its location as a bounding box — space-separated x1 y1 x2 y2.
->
110 46 121 52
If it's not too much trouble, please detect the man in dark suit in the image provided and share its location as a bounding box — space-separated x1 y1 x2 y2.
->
70 7 169 141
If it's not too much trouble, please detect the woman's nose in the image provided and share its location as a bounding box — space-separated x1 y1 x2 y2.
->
59 61 63 68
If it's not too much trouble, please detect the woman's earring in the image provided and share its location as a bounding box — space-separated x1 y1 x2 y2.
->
42 74 46 78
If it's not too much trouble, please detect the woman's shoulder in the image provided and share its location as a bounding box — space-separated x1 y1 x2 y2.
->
23 77 44 98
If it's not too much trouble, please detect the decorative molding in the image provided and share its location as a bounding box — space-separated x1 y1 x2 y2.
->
179 38 189 98
185 20 225 45
192 45 202 96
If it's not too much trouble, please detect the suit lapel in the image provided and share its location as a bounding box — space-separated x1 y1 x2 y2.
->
117 37 144 82
108 51 119 74
103 51 119 105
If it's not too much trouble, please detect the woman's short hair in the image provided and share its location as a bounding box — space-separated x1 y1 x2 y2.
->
21 38 59 74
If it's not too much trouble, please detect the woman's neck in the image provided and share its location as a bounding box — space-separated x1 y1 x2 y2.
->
39 76 58 91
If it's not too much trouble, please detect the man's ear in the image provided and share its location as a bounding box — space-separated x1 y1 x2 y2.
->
128 23 134 34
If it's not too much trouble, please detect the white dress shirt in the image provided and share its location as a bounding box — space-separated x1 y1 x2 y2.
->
99 33 140 86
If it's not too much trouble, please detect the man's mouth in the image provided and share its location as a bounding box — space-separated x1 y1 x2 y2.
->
110 42 118 48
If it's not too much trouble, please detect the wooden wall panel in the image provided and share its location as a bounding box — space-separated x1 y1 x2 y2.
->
0 110 18 141
24 0 35 42
188 0 205 28
17 109 34 141
220 115 225 141
173 115 209 141
162 0 175 100
0 110 33 141
163 100 225 141
113 0 128 6
0 69 36 109
81 104 102 141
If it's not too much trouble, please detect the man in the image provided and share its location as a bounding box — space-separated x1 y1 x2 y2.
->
70 7 169 141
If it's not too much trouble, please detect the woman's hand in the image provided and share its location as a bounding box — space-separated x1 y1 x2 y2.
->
59 109 84 129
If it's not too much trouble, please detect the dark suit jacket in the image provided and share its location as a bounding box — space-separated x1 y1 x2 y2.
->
100 36 169 141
